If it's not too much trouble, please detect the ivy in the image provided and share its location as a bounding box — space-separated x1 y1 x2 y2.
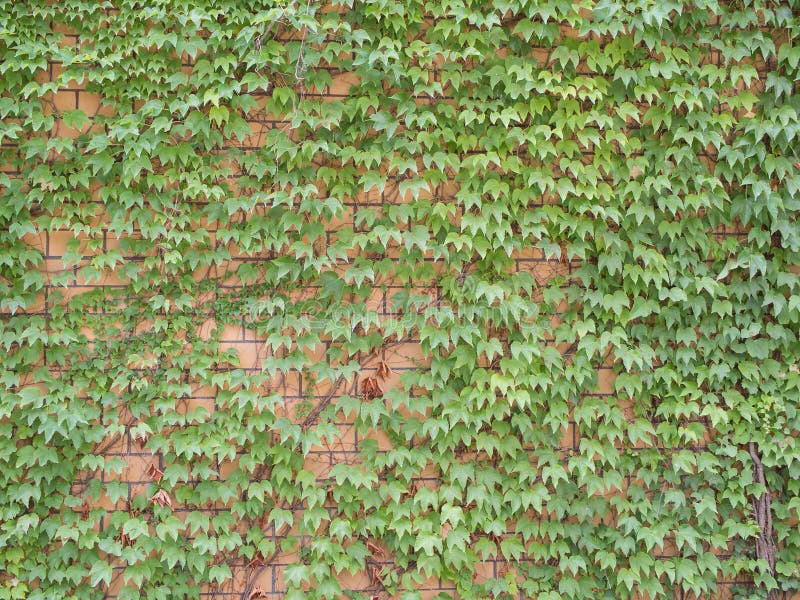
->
0 0 799 599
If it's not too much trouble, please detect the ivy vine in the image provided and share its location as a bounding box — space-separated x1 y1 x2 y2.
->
0 0 799 599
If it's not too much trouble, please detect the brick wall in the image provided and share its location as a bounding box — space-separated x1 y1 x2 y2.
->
3 15 796 600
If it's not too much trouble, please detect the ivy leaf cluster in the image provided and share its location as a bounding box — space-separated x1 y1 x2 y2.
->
0 0 799 599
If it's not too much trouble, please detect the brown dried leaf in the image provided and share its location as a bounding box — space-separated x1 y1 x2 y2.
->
440 522 452 539
38 179 56 192
376 360 393 380
361 376 384 400
366 540 384 557
149 489 172 508
248 587 268 600
559 243 569 264
77 501 91 519
367 564 383 586
132 432 148 450
146 464 163 482
247 552 265 569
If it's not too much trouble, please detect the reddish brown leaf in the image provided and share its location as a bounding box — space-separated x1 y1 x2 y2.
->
366 540 384 557
376 360 393 380
247 552 265 569
149 489 172 508
132 432 148 449
146 464 163 482
367 563 383 586
362 376 383 401
440 522 452 539
248 588 268 599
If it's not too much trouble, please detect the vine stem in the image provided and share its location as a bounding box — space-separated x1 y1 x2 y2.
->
748 441 778 600
239 373 348 600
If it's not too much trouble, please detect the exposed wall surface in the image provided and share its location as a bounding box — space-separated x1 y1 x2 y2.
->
1 1 799 599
